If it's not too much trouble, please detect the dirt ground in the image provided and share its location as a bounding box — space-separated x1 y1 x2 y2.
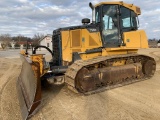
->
0 48 160 120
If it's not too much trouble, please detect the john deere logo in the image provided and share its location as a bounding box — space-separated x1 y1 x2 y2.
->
90 28 97 32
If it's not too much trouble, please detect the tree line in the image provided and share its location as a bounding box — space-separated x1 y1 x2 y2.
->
0 33 44 49
149 38 160 43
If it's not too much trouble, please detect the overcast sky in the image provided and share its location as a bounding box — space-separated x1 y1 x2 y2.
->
0 0 159 39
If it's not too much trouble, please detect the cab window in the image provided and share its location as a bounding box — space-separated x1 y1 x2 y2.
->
120 6 138 31
95 7 101 23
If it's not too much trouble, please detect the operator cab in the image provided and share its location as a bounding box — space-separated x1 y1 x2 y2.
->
93 2 140 48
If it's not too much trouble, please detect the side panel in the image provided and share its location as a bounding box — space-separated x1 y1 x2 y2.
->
81 29 102 48
123 30 148 48
61 31 72 65
61 29 102 63
139 30 148 48
123 31 141 48
71 30 82 48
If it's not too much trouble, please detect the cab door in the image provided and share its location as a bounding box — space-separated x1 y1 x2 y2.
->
102 5 120 48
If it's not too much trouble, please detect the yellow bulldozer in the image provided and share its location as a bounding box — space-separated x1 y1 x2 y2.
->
17 1 156 119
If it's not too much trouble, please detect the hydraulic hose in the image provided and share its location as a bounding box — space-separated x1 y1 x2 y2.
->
33 45 53 57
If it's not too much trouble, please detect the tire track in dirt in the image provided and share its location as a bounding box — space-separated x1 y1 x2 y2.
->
0 59 9 78
0 58 22 120
0 58 14 120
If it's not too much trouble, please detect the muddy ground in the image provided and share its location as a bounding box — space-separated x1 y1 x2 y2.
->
0 48 160 120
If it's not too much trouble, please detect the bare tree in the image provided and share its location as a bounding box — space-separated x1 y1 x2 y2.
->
32 33 44 46
0 34 11 49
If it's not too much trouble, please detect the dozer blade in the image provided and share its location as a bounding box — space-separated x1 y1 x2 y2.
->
17 55 41 120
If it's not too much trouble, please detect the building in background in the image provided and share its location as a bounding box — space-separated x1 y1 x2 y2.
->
39 34 52 50
10 40 15 49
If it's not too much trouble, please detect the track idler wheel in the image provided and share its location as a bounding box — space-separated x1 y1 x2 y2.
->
75 68 95 93
143 59 156 77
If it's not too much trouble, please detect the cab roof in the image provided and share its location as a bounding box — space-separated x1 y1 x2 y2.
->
95 1 141 15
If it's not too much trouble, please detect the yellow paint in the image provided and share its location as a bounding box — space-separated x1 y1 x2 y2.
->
95 1 141 15
112 60 126 66
80 52 102 60
123 30 148 48
30 54 48 76
139 30 148 48
61 31 72 62
20 50 26 56
61 29 102 64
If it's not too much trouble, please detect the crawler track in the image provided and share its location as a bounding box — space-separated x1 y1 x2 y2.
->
65 54 156 94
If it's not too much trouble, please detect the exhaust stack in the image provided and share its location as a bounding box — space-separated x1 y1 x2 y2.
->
89 2 95 24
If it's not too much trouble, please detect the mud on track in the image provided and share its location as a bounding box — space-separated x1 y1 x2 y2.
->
0 48 160 120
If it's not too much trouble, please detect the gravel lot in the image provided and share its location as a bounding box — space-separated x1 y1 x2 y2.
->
0 48 160 120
